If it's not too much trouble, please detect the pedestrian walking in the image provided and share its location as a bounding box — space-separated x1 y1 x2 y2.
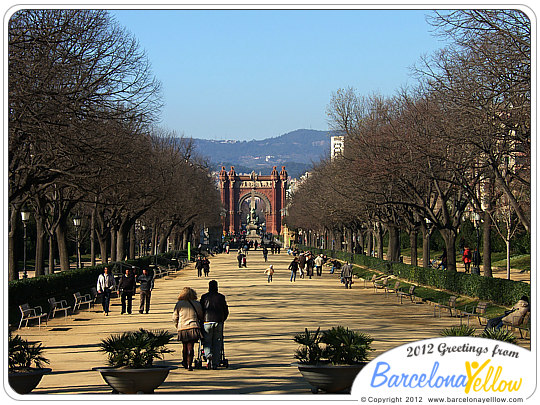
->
237 251 243 268
263 246 268 262
118 267 136 314
341 261 353 289
288 257 299 282
195 255 204 277
314 254 324 276
203 256 210 277
462 247 472 273
96 266 116 316
298 253 306 278
137 268 154 314
264 265 274 283
172 287 204 371
306 254 314 279
201 280 229 370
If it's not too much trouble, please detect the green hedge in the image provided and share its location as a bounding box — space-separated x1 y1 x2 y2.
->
298 245 530 307
8 251 187 327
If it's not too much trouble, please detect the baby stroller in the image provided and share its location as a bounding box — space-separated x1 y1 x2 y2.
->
193 334 229 369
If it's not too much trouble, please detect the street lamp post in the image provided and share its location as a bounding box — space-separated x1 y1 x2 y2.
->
73 214 81 269
21 207 31 279
473 213 481 274
425 218 432 267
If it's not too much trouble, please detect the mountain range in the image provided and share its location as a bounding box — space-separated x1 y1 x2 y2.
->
191 129 334 179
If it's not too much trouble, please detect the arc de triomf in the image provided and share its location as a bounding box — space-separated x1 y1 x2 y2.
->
218 166 288 236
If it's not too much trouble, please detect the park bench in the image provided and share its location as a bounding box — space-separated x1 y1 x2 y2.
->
373 277 389 292
18 303 48 329
48 297 71 320
397 285 416 304
154 265 168 278
364 273 383 288
503 311 531 339
73 291 93 312
461 301 488 327
434 296 457 317
384 280 401 297
90 287 99 305
165 263 180 276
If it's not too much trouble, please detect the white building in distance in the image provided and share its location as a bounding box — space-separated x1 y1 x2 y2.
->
331 136 344 159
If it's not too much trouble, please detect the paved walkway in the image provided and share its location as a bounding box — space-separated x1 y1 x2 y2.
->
13 250 530 395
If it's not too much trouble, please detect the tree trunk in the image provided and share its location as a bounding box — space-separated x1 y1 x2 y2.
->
8 206 19 281
159 222 176 253
422 223 430 268
482 210 493 277
409 229 418 267
387 225 400 262
347 228 354 253
34 215 46 276
110 227 117 262
90 209 96 267
440 229 457 272
506 239 511 280
357 231 364 254
181 230 188 250
55 220 70 272
367 230 373 257
116 219 132 262
129 224 135 259
97 232 108 264
375 229 383 259
48 234 55 274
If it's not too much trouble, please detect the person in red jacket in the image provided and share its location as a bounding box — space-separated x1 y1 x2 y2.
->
462 247 472 273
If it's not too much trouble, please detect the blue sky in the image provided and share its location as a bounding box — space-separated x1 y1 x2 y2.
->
111 9 447 141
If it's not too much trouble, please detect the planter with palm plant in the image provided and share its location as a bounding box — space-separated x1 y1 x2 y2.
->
93 328 176 394
8 332 52 394
293 326 374 394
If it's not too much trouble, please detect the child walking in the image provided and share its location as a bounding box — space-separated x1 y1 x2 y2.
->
264 265 274 283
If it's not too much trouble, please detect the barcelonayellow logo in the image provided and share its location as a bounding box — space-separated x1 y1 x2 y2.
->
351 337 534 399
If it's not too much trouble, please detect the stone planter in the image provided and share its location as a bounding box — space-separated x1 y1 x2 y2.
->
295 362 367 394
93 365 177 394
8 367 52 394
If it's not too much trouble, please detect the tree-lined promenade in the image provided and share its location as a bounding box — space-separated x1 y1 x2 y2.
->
12 251 528 395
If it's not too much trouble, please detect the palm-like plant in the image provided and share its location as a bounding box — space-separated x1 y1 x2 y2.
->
294 327 323 364
439 325 476 336
8 332 49 372
99 329 174 368
321 326 373 365
294 326 373 365
479 328 517 343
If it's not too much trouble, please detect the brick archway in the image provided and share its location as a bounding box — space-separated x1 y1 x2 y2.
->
219 166 288 235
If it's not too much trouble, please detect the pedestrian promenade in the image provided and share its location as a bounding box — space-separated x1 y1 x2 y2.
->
12 250 530 395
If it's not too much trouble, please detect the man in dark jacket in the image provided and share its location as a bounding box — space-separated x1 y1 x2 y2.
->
200 280 229 370
118 267 136 314
137 268 154 314
341 261 354 289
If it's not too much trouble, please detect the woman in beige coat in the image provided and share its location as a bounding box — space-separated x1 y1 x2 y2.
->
172 287 203 371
